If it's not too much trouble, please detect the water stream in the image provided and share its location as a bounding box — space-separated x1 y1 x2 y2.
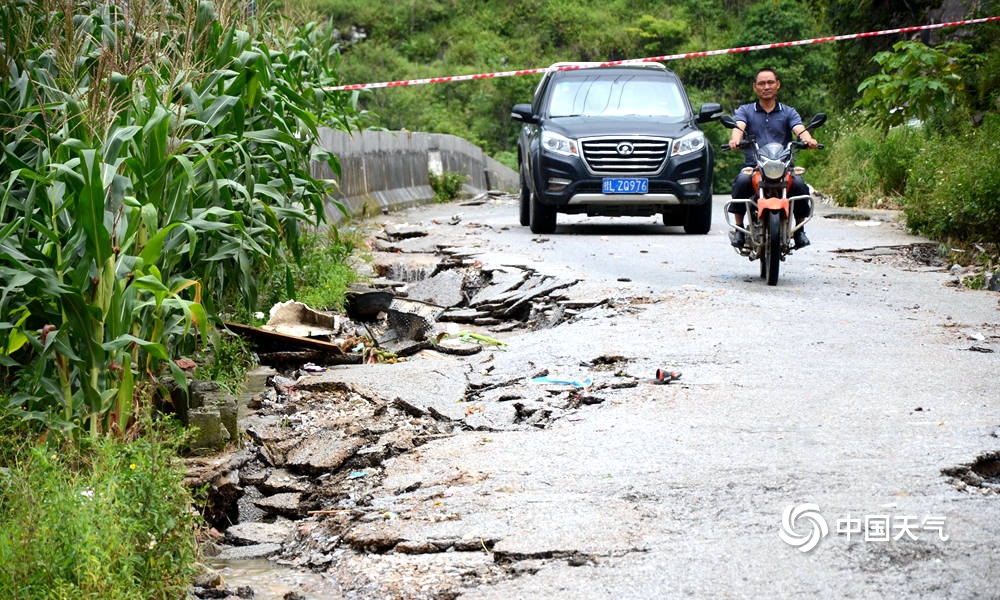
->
206 558 345 599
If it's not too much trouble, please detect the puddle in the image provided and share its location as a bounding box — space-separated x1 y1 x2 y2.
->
207 558 345 599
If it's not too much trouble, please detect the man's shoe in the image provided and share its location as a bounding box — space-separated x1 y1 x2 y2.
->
731 230 746 247
793 229 810 248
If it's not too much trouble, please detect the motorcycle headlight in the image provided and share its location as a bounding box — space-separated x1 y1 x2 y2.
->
541 131 578 157
761 158 786 180
672 131 706 156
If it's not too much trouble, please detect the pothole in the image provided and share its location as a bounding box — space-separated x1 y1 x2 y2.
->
824 212 872 221
941 450 1000 494
833 242 948 270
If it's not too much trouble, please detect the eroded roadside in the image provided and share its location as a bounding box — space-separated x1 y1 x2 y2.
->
186 193 679 599
185 194 1000 600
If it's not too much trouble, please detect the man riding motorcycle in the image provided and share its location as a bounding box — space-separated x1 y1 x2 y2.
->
727 68 819 248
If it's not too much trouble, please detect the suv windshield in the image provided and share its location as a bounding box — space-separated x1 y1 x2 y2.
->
546 73 687 119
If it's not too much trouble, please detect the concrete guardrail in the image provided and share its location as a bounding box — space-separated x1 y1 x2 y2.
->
312 128 520 223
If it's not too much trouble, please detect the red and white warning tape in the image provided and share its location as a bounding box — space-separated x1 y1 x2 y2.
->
325 16 1000 92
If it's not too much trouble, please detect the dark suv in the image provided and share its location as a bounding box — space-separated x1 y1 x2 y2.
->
512 62 721 234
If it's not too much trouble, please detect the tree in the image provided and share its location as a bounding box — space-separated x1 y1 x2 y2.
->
821 0 945 108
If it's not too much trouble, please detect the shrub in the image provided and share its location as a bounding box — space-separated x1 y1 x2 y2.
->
0 428 200 599
429 170 469 203
810 119 919 208
258 228 363 313
902 114 1000 243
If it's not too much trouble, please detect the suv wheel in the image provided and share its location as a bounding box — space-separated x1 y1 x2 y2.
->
518 170 531 227
529 193 557 234
683 191 713 235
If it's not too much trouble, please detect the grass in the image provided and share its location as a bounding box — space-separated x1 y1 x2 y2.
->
0 419 201 600
429 170 470 203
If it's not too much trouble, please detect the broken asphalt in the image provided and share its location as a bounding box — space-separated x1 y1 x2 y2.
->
190 193 1000 600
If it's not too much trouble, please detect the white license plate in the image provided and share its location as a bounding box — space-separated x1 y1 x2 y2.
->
602 177 648 194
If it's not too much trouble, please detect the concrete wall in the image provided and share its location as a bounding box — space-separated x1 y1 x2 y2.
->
312 129 519 223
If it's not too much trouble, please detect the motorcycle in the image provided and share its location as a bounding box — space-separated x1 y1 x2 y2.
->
720 113 826 285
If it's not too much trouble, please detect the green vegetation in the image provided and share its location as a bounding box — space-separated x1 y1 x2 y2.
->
260 228 364 312
902 115 1000 243
0 420 200 599
0 0 363 439
819 25 1000 248
0 0 366 596
429 171 469 203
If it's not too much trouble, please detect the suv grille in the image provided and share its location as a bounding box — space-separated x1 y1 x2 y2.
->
580 137 670 175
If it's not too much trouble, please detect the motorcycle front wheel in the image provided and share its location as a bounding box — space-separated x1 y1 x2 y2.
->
765 211 781 285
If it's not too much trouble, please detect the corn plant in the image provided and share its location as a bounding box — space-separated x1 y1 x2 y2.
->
0 0 362 438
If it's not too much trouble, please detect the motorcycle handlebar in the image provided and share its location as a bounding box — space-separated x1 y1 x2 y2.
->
720 141 824 151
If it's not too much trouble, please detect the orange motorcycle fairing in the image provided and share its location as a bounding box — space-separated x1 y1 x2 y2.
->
751 170 793 192
757 197 790 218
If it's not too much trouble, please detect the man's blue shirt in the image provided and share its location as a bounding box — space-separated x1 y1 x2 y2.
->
734 101 804 165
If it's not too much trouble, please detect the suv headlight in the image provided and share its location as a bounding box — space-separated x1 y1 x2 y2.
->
541 131 578 157
672 131 706 156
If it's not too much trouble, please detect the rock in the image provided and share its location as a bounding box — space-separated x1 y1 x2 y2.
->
468 267 530 306
237 485 266 523
207 394 239 445
226 521 295 546
188 407 230 453
463 402 518 431
262 469 311 494
437 308 492 323
284 431 365 473
384 223 427 240
184 450 253 488
254 492 305 518
395 540 440 554
342 523 404 553
214 543 282 560
307 362 470 422
404 269 466 307
192 569 224 589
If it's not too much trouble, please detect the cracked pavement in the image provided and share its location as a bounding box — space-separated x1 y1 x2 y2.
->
196 194 1000 599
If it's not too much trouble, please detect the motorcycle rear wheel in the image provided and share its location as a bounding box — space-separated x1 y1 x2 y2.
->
765 211 781 285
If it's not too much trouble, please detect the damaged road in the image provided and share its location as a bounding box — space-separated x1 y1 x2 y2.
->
189 194 1000 599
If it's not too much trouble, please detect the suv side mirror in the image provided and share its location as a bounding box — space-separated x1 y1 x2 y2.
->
697 103 723 124
511 103 537 124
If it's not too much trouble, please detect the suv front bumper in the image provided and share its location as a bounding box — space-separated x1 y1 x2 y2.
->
532 149 711 214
